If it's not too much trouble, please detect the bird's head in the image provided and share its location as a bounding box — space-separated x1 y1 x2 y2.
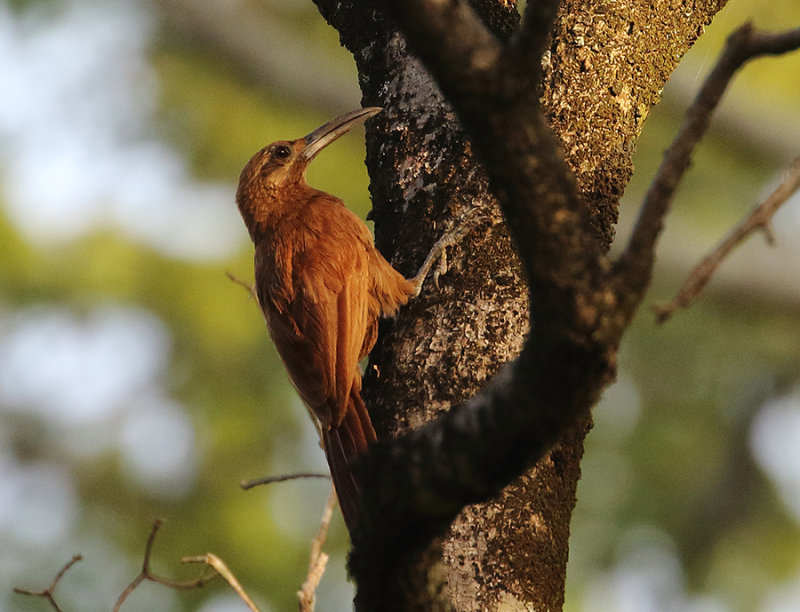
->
236 107 382 238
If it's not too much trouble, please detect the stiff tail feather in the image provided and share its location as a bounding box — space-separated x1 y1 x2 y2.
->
322 387 377 532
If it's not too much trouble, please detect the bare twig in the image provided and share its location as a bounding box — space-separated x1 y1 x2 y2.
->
13 554 83 612
241 472 330 490
654 155 800 322
226 270 257 299
297 487 338 612
183 554 261 612
617 23 800 307
113 520 218 611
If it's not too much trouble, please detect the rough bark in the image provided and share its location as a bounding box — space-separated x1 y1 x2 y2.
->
542 0 726 247
311 0 728 610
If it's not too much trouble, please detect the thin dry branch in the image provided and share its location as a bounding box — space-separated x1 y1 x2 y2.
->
13 554 83 612
241 472 330 490
617 22 800 308
297 487 338 612
113 520 218 611
226 270 257 299
183 554 261 612
654 155 800 322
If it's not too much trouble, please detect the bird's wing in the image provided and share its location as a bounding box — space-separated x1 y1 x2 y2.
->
257 197 373 430
294 200 373 428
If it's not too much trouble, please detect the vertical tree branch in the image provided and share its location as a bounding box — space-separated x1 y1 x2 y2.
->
297 487 338 611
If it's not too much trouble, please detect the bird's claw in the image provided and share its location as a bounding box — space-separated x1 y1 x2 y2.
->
432 251 448 289
410 207 489 294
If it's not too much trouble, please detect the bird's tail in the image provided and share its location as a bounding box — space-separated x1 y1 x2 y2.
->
322 386 377 532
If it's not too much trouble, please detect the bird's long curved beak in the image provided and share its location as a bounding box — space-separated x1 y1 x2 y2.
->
300 107 382 161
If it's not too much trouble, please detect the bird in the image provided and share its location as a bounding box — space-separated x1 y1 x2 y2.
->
235 107 463 531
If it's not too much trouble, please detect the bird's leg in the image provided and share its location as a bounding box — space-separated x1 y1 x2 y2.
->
408 210 484 297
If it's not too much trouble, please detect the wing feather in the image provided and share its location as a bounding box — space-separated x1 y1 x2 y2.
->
255 196 373 429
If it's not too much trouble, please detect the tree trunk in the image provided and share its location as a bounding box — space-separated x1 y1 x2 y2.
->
312 0 728 609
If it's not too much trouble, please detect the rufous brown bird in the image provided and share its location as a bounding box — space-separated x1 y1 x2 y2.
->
236 107 459 531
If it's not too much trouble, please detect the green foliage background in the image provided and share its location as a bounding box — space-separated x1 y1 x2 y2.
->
1 1 799 610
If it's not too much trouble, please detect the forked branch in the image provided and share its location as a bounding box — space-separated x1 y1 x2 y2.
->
616 22 800 309
113 519 219 611
13 554 83 612
182 554 260 611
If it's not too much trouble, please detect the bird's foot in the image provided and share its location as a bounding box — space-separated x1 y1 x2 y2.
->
410 207 487 296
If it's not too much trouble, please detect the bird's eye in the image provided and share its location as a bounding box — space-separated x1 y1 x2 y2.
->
273 145 292 161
